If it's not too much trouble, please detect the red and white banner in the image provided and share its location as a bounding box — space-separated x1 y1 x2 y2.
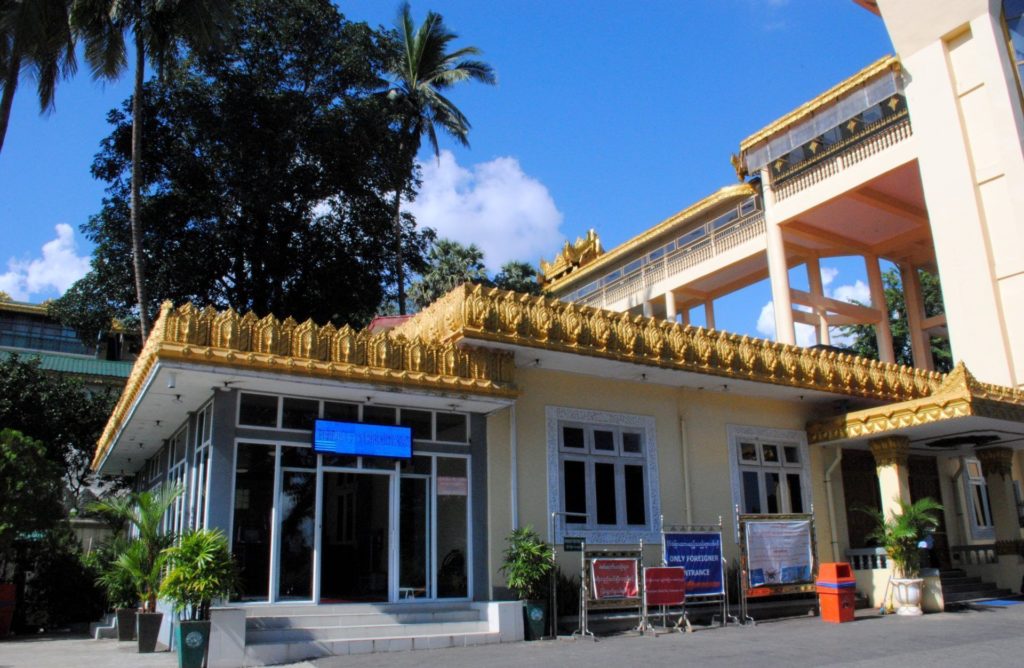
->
644 567 686 606
591 558 639 600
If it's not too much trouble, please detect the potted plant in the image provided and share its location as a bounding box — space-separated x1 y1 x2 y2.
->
93 535 140 641
864 497 943 616
500 526 554 640
160 529 238 668
91 484 182 652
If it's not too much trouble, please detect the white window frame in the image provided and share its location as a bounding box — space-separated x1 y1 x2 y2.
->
165 425 189 537
727 425 810 533
962 456 995 541
546 406 660 545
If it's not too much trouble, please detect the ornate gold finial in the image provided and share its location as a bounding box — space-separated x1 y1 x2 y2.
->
0 291 11 302
730 153 748 182
869 435 910 468
538 229 603 286
976 447 1013 479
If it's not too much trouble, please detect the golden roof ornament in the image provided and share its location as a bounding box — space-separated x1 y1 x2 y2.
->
538 229 603 286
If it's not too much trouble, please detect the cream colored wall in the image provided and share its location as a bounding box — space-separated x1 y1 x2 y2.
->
485 366 836 589
876 0 1024 388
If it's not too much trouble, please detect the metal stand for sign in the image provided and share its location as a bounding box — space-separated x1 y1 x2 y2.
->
639 566 688 635
574 544 643 640
661 516 738 629
736 507 819 626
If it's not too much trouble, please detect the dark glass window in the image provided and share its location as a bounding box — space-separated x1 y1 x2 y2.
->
593 430 615 452
624 465 646 525
436 412 468 442
562 426 585 449
400 409 433 441
231 443 276 601
362 405 396 425
787 474 804 513
766 472 781 514
595 463 617 525
281 398 318 430
239 393 277 427
742 471 761 514
564 460 587 523
622 432 642 454
280 445 316 469
323 401 358 422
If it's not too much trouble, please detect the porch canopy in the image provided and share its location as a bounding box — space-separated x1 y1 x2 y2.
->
92 301 518 476
806 363 1024 454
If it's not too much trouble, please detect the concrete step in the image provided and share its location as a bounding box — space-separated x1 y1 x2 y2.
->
246 608 480 630
944 588 1013 604
243 601 473 617
940 569 967 579
243 630 502 665
941 580 990 593
247 620 490 644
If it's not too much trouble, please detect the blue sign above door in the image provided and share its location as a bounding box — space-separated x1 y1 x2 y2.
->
313 419 412 459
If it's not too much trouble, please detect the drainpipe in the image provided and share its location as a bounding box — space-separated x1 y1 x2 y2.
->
825 447 843 561
680 418 693 525
510 405 519 529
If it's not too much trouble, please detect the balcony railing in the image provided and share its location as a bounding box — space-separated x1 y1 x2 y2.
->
771 115 912 202
573 212 766 310
950 544 998 566
846 547 889 571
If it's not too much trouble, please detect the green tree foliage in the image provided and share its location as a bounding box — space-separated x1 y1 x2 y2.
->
493 260 542 296
838 267 952 371
0 429 64 579
160 529 238 621
0 0 77 154
0 354 117 505
58 0 431 331
71 0 236 340
385 3 495 313
408 238 487 309
499 526 553 601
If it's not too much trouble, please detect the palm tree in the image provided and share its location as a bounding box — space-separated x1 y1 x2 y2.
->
408 238 487 309
385 2 495 314
71 0 233 341
0 0 77 155
90 483 183 612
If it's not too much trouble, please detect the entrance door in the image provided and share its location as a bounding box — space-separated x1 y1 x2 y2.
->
399 476 430 599
319 471 391 602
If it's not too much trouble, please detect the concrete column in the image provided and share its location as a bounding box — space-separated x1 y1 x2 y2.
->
664 290 678 323
806 256 831 346
976 447 1022 591
679 307 690 326
642 300 654 318
764 220 795 345
704 299 716 330
869 436 912 518
865 255 895 364
899 262 933 371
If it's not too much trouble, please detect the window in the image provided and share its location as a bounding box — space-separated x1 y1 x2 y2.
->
963 457 995 540
728 426 809 517
190 403 213 530
165 427 189 536
546 407 659 544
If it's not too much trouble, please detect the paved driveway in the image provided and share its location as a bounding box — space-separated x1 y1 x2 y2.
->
2 603 1023 668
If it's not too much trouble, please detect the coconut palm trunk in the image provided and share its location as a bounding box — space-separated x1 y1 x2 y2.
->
130 27 149 340
0 46 20 154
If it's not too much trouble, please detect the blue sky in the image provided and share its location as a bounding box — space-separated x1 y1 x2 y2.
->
0 0 893 341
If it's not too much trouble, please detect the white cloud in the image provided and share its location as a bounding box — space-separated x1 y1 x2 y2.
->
756 300 819 347
820 266 839 288
831 280 871 306
0 224 90 301
405 150 565 272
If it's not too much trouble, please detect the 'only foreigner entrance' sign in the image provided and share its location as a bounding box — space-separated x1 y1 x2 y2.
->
663 532 724 596
644 567 687 606
591 558 639 600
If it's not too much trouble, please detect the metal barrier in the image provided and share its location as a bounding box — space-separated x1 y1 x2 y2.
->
574 545 644 640
662 517 737 628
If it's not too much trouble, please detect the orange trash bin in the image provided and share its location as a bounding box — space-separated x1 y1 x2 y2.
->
816 562 856 623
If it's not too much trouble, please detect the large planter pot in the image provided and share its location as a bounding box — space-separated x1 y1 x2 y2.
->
175 620 211 668
116 608 137 641
893 578 924 616
0 583 15 638
523 599 548 640
137 612 164 653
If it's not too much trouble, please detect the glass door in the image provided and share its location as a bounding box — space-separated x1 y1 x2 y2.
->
319 470 392 602
399 476 430 599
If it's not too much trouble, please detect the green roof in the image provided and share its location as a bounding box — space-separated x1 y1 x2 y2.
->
0 349 132 379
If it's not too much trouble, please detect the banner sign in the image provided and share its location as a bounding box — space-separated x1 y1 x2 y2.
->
663 532 724 596
591 559 639 600
744 520 813 588
644 567 686 606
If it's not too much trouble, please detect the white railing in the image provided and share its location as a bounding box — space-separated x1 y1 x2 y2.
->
846 547 889 571
572 213 765 310
772 116 912 202
950 544 998 566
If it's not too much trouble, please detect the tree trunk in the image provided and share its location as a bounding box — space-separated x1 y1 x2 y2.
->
393 188 406 315
131 29 151 340
0 47 22 156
